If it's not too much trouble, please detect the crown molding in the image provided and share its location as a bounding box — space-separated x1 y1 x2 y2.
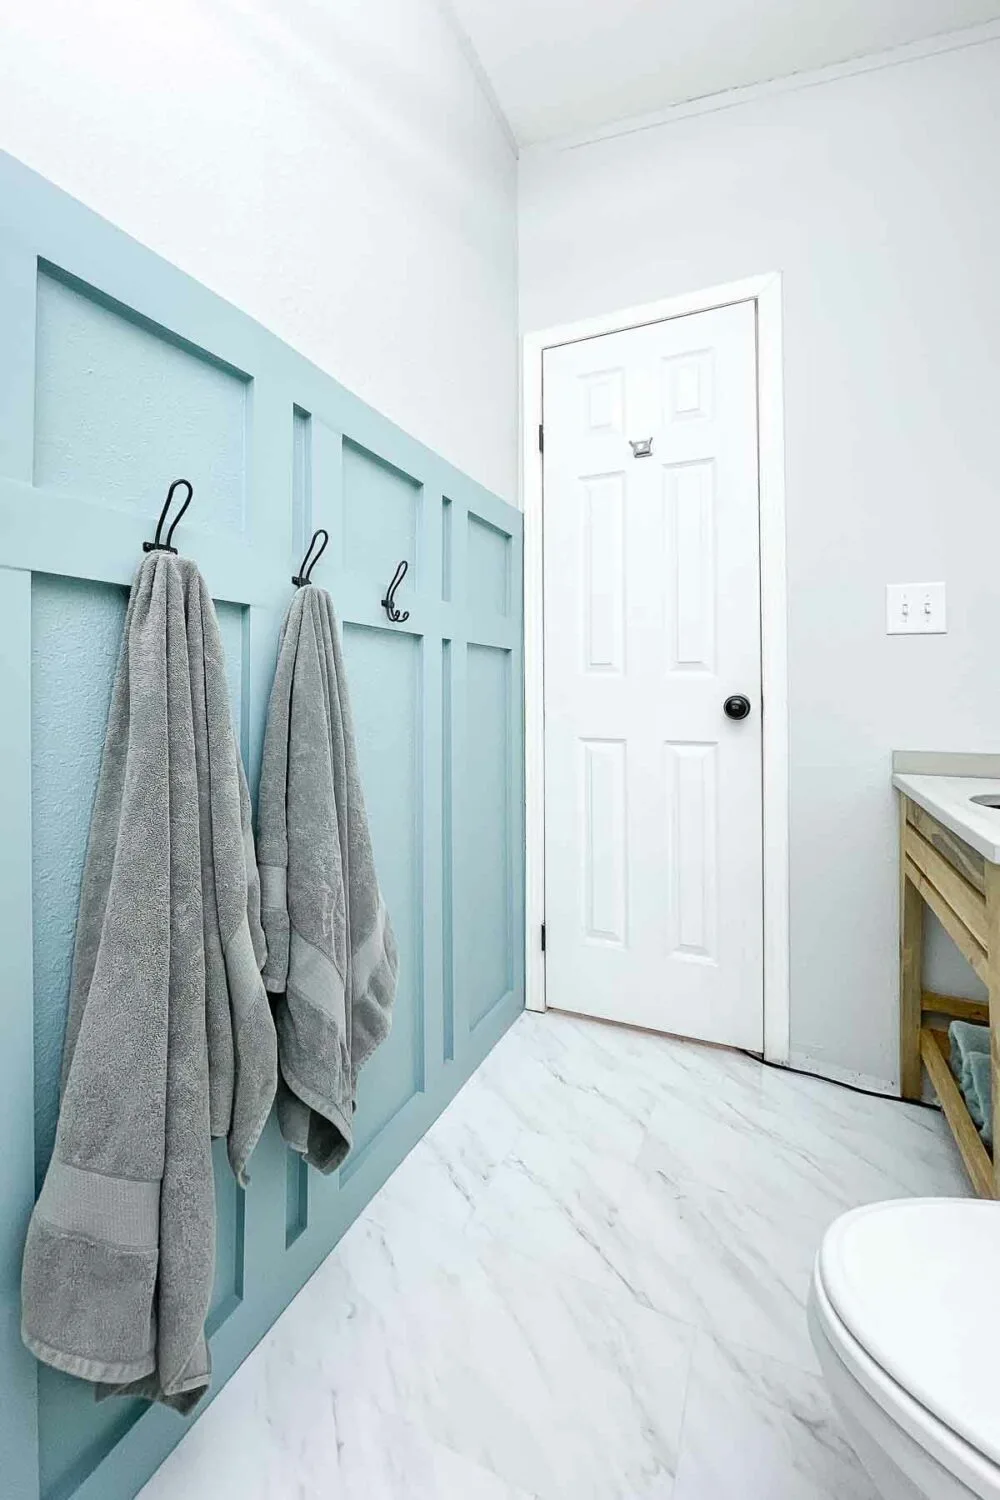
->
523 18 1000 156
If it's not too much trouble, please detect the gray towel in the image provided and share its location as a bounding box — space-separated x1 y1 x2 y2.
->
969 1051 994 1148
949 1019 993 1147
257 584 398 1173
21 553 277 1411
950 1018 990 1095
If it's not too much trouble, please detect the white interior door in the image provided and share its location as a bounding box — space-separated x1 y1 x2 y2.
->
542 301 763 1050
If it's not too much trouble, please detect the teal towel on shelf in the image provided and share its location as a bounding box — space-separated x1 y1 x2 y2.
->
949 1019 992 1147
949 1018 990 1094
970 1051 994 1149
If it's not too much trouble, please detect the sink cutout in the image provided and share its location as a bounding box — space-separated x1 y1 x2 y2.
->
970 794 1000 811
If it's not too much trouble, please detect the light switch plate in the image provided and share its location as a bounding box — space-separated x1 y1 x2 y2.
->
886 582 947 635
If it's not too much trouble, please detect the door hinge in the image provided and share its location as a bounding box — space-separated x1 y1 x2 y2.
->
538 423 544 454
541 922 546 952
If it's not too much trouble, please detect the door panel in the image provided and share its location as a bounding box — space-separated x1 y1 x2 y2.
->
0 149 523 1500
543 302 762 1049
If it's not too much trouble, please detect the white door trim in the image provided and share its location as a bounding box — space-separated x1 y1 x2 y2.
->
522 273 790 1064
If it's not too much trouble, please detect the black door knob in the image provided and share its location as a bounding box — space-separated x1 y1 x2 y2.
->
723 694 751 721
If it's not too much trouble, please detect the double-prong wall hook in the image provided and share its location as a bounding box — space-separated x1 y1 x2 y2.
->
292 528 329 587
381 560 410 623
144 479 194 554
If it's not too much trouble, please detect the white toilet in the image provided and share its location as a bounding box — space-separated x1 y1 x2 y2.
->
809 1198 1000 1499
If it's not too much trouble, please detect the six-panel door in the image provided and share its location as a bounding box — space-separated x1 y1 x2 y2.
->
0 151 523 1500
542 304 762 1050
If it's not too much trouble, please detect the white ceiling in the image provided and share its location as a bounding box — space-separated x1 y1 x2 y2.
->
445 0 1000 145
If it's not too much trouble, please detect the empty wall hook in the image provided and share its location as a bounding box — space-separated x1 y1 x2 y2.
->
143 478 193 554
292 528 329 586
629 437 654 458
381 560 410 623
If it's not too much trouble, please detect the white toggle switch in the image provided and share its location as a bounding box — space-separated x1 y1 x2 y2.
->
886 582 947 635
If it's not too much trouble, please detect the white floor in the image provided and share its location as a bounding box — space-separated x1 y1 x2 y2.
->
140 1011 969 1500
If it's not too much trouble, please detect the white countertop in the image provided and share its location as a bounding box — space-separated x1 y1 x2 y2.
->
893 773 1000 863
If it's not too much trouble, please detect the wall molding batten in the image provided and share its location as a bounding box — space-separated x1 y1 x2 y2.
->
524 19 1000 155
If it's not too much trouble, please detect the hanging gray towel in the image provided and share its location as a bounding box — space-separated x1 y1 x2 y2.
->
257 584 398 1173
21 553 277 1412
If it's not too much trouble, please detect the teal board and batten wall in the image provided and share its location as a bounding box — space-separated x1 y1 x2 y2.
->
0 151 524 1500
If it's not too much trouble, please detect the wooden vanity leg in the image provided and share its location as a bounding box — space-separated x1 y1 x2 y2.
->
899 797 924 1101
985 863 1000 1196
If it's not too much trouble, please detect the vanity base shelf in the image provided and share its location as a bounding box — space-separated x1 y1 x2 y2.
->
919 1026 994 1200
899 791 999 1199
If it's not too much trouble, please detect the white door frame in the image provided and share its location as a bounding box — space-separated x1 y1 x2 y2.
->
522 273 790 1064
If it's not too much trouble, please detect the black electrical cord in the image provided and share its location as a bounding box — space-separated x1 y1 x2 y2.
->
739 1049 937 1108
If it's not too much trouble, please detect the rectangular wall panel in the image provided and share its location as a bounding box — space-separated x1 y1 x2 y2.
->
462 644 513 1029
441 638 455 1061
441 496 453 601
37 1366 142 1500
467 512 510 616
581 739 627 945
291 405 313 551
339 624 424 1169
582 473 625 674
30 574 127 1187
206 1137 244 1334
342 440 420 595
664 460 716 674
284 1153 308 1250
664 742 718 961
34 268 249 529
30 575 252 1499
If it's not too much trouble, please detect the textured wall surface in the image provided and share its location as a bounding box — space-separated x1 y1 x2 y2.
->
520 37 1000 1088
0 0 518 500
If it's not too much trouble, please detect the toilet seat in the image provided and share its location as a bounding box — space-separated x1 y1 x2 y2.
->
814 1199 1000 1499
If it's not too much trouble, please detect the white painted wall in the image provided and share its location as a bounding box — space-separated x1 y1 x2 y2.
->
520 37 1000 1087
0 0 517 500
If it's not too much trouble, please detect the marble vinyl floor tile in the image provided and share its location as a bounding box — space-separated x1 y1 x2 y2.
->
363 1071 523 1238
324 1211 696 1500
465 1133 625 1296
468 1125 824 1370
137 1342 280 1500
756 1062 968 1206
672 1331 880 1500
140 1372 536 1500
469 1024 969 1375
139 1010 971 1500
472 1011 658 1163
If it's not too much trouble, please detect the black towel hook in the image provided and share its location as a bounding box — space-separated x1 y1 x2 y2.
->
143 479 193 554
292 528 329 587
381 560 410 623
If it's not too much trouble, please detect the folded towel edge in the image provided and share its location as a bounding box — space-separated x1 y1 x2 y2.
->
276 1057 353 1149
22 1326 155 1387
